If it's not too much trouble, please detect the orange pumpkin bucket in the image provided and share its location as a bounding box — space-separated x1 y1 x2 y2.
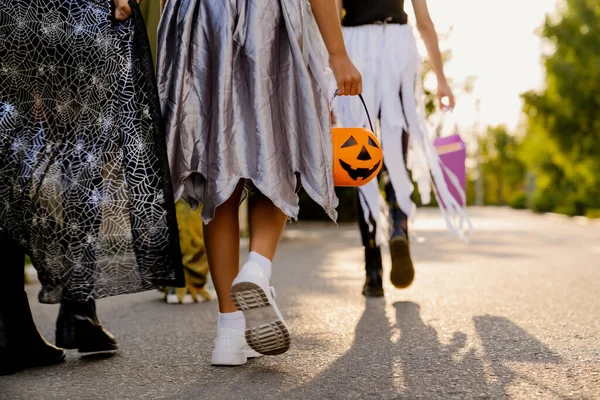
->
333 94 383 187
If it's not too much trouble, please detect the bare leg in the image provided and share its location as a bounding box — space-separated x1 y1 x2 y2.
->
230 192 290 356
249 193 288 261
203 183 245 313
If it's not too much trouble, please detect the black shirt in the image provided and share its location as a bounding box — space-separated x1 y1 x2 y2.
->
342 0 408 27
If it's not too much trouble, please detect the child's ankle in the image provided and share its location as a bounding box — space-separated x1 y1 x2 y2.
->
217 311 245 331
247 251 272 281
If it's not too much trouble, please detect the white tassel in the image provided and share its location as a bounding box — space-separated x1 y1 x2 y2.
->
334 24 473 242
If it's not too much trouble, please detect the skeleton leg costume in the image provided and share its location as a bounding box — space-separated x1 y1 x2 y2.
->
334 24 471 291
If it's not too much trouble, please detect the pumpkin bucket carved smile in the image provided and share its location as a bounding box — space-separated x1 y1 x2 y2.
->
339 159 382 182
332 94 383 187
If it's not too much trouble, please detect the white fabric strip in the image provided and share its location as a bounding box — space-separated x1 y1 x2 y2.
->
334 24 473 244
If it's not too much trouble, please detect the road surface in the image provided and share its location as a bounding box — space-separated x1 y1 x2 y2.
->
2 208 599 399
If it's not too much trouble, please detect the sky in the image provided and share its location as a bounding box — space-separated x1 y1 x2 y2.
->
407 0 560 132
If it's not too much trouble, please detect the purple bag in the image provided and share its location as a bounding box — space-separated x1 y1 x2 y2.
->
434 122 466 207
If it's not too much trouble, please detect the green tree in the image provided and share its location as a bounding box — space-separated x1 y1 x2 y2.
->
521 0 600 216
478 125 526 206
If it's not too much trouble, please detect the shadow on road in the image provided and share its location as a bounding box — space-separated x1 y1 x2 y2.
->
474 315 562 397
394 301 489 399
288 298 397 399
289 300 563 399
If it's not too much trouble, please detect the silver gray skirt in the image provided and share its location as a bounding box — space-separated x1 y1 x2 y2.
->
157 0 338 223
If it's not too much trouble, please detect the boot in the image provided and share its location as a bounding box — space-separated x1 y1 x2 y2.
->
388 206 415 289
0 292 65 375
56 299 118 354
362 246 384 297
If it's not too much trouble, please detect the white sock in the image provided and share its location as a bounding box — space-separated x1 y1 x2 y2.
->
247 251 272 281
217 311 245 331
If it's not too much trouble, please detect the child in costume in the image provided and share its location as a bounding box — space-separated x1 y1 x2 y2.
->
162 201 212 304
0 0 183 374
158 0 361 365
334 0 468 296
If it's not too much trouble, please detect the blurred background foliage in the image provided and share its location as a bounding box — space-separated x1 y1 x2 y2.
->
519 0 600 218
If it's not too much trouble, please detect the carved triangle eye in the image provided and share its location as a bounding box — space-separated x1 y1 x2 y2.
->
368 136 379 149
342 136 358 148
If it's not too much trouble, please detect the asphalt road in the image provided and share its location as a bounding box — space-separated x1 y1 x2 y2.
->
2 207 599 399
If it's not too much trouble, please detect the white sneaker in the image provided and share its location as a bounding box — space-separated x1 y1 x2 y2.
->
230 262 290 356
165 293 194 305
211 328 263 366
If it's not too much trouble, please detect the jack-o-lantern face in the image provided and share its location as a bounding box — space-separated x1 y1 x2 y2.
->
332 127 383 187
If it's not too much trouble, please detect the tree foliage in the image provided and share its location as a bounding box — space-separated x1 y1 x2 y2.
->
479 125 526 207
521 0 600 216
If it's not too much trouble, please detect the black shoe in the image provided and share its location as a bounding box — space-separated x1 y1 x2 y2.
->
1 292 65 376
389 235 415 289
363 268 384 297
56 299 118 354
362 246 384 297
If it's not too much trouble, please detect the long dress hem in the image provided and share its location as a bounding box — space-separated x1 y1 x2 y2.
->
158 0 338 224
0 0 184 304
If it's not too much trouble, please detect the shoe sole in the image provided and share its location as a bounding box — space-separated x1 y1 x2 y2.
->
1 351 67 376
211 349 261 366
246 349 263 359
0 365 25 376
230 282 290 356
389 236 415 289
78 347 118 356
57 339 118 354
211 352 248 366
39 352 66 366
362 287 384 297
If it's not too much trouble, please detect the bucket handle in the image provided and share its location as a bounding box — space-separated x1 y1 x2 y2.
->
333 90 375 133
